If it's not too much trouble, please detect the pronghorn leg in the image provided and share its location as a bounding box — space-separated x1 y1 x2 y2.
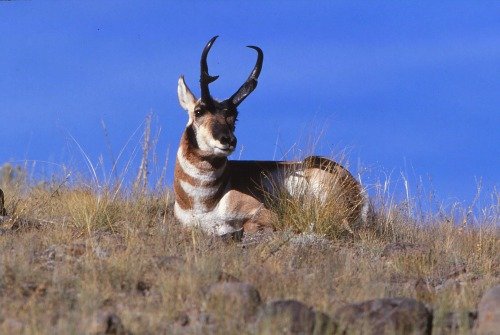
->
219 190 275 233
242 205 275 233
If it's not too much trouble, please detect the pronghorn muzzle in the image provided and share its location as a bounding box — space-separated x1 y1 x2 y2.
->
199 36 264 108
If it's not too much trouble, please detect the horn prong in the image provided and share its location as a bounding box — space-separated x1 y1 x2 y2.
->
200 35 219 102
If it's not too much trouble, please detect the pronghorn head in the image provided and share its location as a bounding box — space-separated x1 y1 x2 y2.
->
177 36 263 158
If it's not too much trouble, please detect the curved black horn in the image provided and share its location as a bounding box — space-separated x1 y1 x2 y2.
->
228 45 264 107
200 35 219 102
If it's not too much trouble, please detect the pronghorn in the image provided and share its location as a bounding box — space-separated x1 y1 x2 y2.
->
174 36 368 237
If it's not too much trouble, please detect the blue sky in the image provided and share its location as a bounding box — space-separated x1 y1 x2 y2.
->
1 1 499 207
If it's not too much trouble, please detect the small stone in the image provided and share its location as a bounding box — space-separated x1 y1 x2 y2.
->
204 282 262 322
334 297 432 335
475 285 500 335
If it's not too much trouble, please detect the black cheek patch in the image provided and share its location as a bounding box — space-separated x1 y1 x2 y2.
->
211 121 225 136
186 125 200 150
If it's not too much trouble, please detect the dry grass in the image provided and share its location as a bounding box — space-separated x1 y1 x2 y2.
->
268 156 367 239
0 129 498 334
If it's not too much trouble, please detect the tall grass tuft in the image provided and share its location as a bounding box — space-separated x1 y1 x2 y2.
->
268 157 366 239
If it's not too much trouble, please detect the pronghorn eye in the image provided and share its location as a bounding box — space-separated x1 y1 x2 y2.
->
194 109 205 117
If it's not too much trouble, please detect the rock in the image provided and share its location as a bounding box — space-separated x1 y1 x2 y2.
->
204 282 262 322
475 285 500 335
334 297 432 335
256 300 336 335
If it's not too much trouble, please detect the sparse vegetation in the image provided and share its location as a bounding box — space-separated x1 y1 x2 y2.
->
0 122 498 334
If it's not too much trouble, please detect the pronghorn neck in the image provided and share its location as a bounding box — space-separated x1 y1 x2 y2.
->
174 129 229 213
179 126 228 172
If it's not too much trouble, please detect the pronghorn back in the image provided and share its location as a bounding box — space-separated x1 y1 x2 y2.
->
172 36 367 236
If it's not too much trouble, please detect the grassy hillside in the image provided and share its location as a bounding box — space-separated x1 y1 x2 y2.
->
0 155 498 334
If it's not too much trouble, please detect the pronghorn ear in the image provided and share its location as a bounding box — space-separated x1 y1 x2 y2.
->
177 76 197 112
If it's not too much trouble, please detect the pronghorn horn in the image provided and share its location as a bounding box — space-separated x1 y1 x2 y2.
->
200 35 219 103
228 45 263 107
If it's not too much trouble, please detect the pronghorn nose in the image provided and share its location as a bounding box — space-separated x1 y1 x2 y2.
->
220 136 237 147
220 136 230 145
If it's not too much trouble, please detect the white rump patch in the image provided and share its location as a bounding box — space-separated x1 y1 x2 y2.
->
283 171 329 203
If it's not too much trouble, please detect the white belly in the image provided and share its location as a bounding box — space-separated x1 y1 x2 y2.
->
174 202 238 236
